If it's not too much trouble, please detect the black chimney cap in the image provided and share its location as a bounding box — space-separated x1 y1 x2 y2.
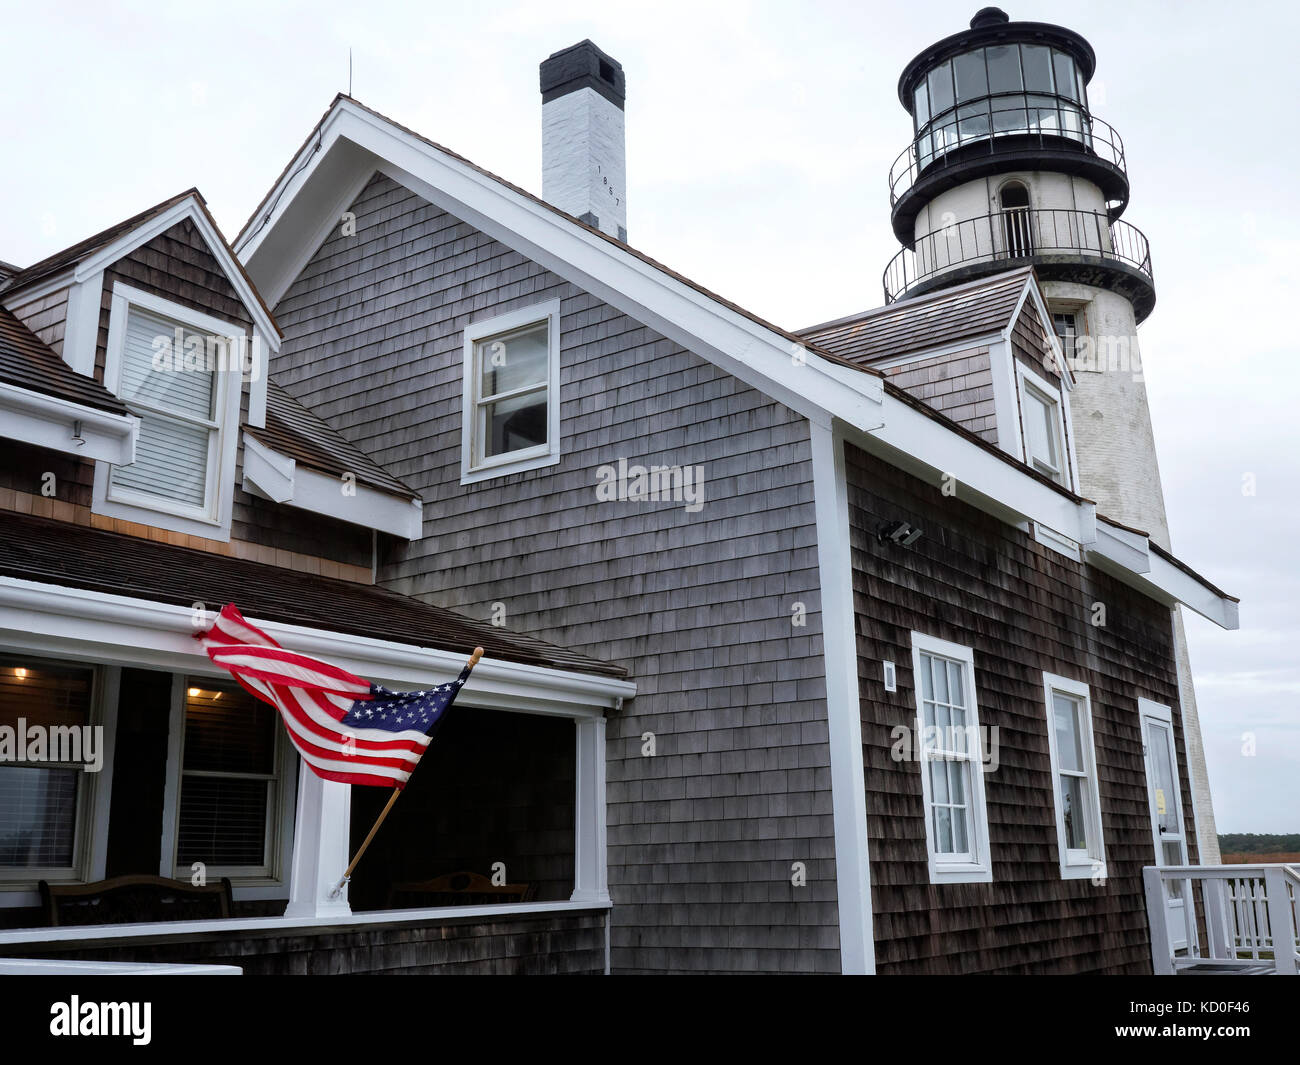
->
540 40 625 109
970 7 1010 28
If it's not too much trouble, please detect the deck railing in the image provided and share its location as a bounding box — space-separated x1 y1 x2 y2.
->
882 207 1153 305
1144 864 1300 975
888 103 1127 207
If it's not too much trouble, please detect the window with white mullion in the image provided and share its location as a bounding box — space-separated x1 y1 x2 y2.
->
461 302 562 482
1042 674 1107 879
108 302 225 514
911 633 993 883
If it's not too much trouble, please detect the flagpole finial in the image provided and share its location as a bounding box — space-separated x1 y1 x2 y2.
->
469 647 484 668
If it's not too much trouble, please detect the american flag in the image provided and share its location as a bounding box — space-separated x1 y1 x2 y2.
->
195 603 474 788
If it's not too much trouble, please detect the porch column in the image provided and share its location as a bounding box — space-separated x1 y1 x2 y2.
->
284 769 353 919
571 715 609 905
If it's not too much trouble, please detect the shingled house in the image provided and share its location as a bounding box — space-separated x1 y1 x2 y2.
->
0 38 1267 976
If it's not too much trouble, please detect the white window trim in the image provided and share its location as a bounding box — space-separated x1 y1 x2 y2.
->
92 283 245 541
1015 361 1071 489
460 300 562 485
909 632 994 884
0 660 119 903
1041 672 1107 881
159 674 297 900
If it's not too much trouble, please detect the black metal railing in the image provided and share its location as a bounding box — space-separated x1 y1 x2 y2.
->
888 99 1127 207
882 207 1153 304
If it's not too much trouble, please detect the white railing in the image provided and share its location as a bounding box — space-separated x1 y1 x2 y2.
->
1144 864 1300 975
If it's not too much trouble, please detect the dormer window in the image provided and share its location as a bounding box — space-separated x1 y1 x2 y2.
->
1017 363 1067 486
92 283 244 539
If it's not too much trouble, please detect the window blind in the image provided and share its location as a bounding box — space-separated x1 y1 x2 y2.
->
110 305 217 509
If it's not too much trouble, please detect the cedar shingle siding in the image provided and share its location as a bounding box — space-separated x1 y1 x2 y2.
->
882 346 998 444
272 172 842 974
846 442 1197 974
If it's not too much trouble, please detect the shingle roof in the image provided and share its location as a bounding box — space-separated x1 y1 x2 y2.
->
245 381 418 499
0 510 627 679
799 268 1033 365
0 306 129 415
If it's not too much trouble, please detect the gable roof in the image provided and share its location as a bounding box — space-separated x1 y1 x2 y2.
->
0 189 199 296
1 189 282 347
0 509 625 679
245 380 418 499
800 268 1034 365
0 306 127 415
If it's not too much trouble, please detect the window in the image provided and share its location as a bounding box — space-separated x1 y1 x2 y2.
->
1042 673 1106 880
1052 311 1079 366
461 301 562 483
909 633 993 883
0 657 99 887
169 677 294 882
1016 363 1068 486
94 283 244 539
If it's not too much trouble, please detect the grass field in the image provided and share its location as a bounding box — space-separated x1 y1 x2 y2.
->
1221 852 1300 864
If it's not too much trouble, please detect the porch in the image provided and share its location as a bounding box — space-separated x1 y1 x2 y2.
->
1144 864 1300 976
0 510 633 973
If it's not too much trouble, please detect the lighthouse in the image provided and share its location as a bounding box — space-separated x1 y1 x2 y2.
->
883 7 1219 861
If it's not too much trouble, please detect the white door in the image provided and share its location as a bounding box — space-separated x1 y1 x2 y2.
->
1140 699 1191 951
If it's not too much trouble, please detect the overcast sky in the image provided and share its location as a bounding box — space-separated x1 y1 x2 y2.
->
2 1 1295 833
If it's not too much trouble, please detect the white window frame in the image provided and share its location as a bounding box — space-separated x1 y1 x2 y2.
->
92 282 244 540
0 657 119 901
159 674 297 898
1041 672 1107 880
1016 361 1069 488
460 300 562 484
910 632 993 884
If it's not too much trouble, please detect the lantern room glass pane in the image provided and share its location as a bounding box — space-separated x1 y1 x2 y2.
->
954 49 988 103
1021 44 1054 92
914 81 930 129
927 60 954 117
986 44 1022 94
1053 51 1078 102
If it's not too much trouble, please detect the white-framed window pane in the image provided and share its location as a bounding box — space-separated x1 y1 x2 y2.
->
0 658 94 870
177 680 279 871
0 767 78 866
479 324 548 397
120 307 216 420
177 777 270 867
482 391 548 458
934 805 954 852
1052 694 1084 772
1023 386 1060 472
1061 773 1089 850
111 411 212 507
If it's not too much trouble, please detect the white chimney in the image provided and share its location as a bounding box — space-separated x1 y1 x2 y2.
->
540 40 627 242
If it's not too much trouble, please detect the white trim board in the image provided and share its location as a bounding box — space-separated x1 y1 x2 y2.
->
242 433 423 539
809 420 874 974
0 381 137 464
0 575 636 716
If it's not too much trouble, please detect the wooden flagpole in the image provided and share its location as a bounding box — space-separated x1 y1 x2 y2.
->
328 646 483 900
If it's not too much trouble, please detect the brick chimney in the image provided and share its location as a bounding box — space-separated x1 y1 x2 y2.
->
540 40 627 242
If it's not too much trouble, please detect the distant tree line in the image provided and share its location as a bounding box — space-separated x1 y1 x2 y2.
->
1219 833 1300 853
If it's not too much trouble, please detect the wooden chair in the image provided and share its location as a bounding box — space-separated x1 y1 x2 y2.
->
385 870 536 909
39 875 234 927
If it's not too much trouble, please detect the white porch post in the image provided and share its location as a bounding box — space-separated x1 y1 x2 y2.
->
570 715 609 905
284 768 353 919
1143 866 1174 975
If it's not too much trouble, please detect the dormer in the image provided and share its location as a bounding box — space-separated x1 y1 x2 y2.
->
801 267 1079 494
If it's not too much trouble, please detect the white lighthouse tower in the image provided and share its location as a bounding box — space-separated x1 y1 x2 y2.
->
883 7 1219 861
